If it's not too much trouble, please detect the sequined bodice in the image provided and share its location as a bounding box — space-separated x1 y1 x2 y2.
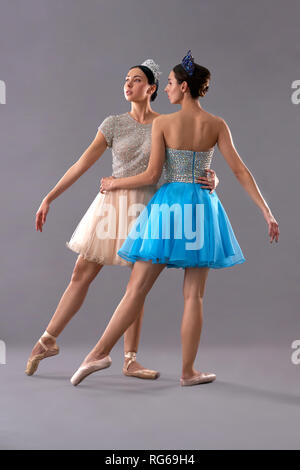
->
98 113 153 178
163 147 215 183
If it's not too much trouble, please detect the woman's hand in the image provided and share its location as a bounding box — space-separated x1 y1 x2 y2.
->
99 176 117 194
196 169 219 194
263 210 280 243
35 198 50 232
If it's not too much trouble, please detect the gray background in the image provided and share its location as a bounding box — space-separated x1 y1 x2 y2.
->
0 0 299 450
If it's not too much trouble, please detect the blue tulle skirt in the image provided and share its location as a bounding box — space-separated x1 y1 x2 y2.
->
117 182 246 269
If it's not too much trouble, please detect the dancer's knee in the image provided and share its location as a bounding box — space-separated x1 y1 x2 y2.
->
183 290 204 303
126 278 149 299
183 267 209 300
183 282 205 302
70 256 102 284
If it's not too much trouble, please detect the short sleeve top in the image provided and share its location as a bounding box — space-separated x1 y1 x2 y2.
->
97 113 165 186
98 115 115 148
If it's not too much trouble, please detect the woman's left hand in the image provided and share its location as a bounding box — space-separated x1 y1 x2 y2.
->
100 176 117 194
196 169 219 194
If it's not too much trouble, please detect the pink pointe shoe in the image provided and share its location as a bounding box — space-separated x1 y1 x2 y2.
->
180 372 216 386
25 331 59 376
70 355 112 386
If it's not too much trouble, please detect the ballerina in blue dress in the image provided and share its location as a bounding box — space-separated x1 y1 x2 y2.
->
70 51 279 387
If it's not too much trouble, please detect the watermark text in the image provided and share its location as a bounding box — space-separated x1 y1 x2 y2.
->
0 340 6 364
0 80 6 104
291 340 300 364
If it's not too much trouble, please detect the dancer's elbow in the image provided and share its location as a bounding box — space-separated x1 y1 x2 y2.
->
151 172 162 185
148 169 161 185
234 165 250 178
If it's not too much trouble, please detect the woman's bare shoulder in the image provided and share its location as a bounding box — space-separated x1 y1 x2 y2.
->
202 112 230 135
208 112 228 126
150 112 173 126
200 109 222 122
155 111 181 123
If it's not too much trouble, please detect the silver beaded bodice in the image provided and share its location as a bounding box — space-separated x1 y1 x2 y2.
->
163 147 215 183
98 114 214 185
98 113 155 179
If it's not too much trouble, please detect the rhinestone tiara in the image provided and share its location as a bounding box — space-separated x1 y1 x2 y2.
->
141 59 162 82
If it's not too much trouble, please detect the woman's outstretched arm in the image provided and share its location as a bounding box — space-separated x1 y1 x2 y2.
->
217 118 279 242
100 116 166 192
35 129 108 232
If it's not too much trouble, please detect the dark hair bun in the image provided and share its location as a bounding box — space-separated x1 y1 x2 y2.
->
199 84 209 97
173 63 211 98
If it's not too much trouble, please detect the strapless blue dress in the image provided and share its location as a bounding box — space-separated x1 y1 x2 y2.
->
117 147 246 269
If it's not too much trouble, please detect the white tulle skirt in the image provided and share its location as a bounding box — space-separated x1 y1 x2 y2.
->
66 186 157 266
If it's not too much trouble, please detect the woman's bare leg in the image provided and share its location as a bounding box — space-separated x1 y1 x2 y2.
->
80 260 166 365
28 254 103 358
28 252 160 375
181 266 210 379
123 264 149 374
123 265 144 353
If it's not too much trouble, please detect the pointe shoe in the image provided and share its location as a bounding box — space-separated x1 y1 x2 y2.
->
180 372 216 386
70 355 112 386
122 352 160 380
25 331 59 376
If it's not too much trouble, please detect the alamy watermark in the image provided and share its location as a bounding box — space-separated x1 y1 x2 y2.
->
0 340 6 364
291 80 300 105
95 196 205 250
291 340 300 365
0 80 6 104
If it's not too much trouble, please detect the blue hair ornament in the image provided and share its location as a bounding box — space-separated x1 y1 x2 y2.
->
181 50 195 76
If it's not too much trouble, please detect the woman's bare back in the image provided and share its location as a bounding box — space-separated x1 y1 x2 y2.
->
161 109 220 152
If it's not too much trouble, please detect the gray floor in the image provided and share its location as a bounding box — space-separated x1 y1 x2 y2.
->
1 344 300 450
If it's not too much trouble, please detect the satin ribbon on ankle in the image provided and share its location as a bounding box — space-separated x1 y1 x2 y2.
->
124 351 137 370
42 330 57 341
